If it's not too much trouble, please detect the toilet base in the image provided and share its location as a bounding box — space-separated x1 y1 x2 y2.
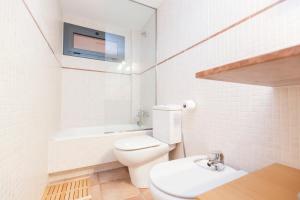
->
129 154 169 188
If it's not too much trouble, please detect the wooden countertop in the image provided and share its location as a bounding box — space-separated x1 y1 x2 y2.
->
197 164 300 200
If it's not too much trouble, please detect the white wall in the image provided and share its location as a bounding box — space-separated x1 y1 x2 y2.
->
130 69 156 128
61 69 132 129
140 68 156 127
60 16 135 129
132 13 157 74
157 0 300 171
131 74 141 123
24 0 62 56
60 14 157 129
0 0 61 199
140 14 156 72
131 13 157 127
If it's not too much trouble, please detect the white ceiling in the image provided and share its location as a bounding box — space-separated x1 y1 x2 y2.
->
61 0 156 30
132 0 163 8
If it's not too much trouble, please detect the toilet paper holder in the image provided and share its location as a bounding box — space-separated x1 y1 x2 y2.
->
182 100 196 110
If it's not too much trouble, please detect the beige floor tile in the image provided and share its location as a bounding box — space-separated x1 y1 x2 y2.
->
140 189 153 200
90 184 102 200
125 195 144 200
101 178 141 200
43 171 155 200
90 174 100 186
89 174 102 200
98 167 130 184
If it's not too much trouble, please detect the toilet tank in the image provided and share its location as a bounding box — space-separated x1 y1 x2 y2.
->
153 105 182 144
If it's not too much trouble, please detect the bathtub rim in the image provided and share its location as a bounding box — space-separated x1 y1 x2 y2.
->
51 128 153 141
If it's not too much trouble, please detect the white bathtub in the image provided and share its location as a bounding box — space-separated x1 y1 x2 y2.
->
48 125 152 173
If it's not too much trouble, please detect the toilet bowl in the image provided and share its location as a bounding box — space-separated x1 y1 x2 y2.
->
114 104 183 188
113 135 175 188
149 156 247 200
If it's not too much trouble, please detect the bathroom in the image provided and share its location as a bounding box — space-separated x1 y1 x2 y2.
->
1 0 300 200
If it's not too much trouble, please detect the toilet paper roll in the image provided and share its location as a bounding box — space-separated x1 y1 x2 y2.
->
182 100 196 110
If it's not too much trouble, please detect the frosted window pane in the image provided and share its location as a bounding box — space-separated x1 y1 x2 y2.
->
73 34 118 56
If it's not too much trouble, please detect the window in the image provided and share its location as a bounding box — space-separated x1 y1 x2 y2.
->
63 23 125 62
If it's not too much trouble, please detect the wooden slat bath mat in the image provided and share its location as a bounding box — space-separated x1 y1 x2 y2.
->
42 177 91 200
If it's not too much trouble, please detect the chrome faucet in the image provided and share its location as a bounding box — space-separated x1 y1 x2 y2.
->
136 110 149 127
207 151 225 171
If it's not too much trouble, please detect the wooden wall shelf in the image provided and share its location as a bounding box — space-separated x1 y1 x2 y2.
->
195 45 300 87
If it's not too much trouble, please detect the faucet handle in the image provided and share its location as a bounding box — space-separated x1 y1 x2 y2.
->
208 151 224 163
137 110 148 116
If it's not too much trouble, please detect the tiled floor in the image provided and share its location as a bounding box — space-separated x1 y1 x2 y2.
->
89 168 154 200
43 167 154 200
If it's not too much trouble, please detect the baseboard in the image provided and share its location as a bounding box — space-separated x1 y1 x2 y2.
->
48 161 124 183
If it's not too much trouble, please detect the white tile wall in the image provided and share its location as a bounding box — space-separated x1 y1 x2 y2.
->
132 14 157 74
0 0 61 199
61 68 156 129
157 0 300 171
131 74 141 122
61 69 132 129
60 17 133 128
157 0 278 62
60 15 157 129
24 0 62 57
131 14 157 125
140 68 156 127
130 69 156 127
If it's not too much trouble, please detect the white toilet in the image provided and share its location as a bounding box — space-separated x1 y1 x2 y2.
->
113 105 182 188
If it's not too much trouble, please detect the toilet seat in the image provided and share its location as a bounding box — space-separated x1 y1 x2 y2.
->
150 156 247 199
113 135 170 167
114 135 161 151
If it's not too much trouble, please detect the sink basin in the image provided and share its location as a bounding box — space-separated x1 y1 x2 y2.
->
150 155 247 199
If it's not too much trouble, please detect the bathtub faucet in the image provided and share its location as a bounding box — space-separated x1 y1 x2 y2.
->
136 110 149 127
207 151 225 171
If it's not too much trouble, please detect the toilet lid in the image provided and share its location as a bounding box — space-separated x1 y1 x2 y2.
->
150 156 247 199
114 135 161 151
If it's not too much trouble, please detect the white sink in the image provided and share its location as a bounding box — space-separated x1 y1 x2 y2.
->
150 156 247 199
